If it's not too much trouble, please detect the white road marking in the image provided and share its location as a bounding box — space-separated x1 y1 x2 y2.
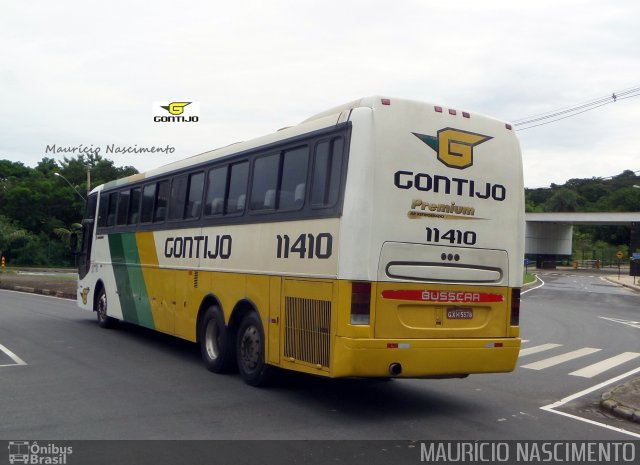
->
521 274 545 295
0 343 27 367
521 347 601 370
569 352 640 378
519 343 562 357
541 366 640 439
599 316 640 329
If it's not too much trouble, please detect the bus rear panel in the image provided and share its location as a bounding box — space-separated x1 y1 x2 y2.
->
331 97 524 378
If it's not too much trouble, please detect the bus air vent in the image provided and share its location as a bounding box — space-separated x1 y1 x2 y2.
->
284 297 331 369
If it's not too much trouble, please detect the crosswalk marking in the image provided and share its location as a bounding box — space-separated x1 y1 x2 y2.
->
519 343 562 357
521 347 601 370
569 352 640 378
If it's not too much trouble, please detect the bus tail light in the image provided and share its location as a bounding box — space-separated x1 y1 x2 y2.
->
351 282 371 325
510 288 520 326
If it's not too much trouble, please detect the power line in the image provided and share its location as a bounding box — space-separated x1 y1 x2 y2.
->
512 86 640 123
513 85 640 131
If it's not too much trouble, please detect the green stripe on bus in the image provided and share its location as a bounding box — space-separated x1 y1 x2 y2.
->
108 233 155 329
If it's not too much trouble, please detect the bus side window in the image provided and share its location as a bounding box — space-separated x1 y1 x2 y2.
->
154 180 169 222
250 154 279 211
204 166 227 216
279 146 308 211
185 172 204 219
128 187 141 224
311 137 343 208
226 161 249 214
97 193 109 227
106 192 118 226
140 184 156 223
116 190 130 226
168 175 188 220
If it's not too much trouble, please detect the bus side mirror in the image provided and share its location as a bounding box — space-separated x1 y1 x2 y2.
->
69 232 79 254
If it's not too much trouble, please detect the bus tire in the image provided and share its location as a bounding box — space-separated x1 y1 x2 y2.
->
96 287 116 329
200 305 234 373
236 311 272 386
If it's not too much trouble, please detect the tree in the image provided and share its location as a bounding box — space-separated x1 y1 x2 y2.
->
57 154 138 195
0 215 29 259
544 188 581 212
0 155 139 266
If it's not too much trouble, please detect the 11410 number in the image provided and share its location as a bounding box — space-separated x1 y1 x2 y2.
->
276 233 333 259
425 227 477 245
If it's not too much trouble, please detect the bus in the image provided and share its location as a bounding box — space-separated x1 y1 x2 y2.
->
74 96 524 386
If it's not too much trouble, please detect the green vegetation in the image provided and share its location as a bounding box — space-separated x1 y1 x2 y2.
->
523 272 536 285
0 155 137 266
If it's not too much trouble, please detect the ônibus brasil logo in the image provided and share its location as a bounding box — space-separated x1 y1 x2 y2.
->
413 128 492 169
152 101 200 123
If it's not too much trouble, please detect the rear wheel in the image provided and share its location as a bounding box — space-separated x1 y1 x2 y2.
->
236 311 272 386
96 287 116 328
200 305 234 373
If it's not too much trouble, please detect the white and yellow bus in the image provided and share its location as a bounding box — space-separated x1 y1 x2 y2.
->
75 96 524 386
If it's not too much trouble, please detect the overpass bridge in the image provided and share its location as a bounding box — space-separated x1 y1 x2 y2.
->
525 212 640 268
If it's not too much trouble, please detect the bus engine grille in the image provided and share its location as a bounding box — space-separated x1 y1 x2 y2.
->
284 297 331 369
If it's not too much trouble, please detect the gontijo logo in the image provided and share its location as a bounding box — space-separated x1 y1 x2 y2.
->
152 101 200 123
413 128 492 169
161 102 191 115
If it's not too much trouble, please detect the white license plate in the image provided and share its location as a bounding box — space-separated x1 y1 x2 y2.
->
447 308 473 319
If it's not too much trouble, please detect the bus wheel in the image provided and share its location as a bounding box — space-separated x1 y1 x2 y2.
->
236 311 272 386
200 305 234 373
96 287 116 328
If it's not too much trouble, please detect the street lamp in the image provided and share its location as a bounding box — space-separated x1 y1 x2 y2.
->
54 172 86 202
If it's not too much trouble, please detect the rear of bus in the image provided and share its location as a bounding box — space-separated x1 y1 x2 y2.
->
334 97 524 378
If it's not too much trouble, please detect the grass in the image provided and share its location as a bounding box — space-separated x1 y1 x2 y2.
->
523 272 536 285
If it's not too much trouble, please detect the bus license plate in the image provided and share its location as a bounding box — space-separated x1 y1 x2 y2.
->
447 308 473 320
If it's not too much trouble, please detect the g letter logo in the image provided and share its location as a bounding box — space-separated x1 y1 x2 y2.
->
161 102 191 115
413 128 492 169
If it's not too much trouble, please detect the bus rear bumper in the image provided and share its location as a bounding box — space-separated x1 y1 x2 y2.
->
331 336 521 378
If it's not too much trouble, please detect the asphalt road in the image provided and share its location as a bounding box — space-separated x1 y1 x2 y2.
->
1 271 639 441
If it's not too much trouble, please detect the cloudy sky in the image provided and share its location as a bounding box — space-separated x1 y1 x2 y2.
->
1 0 638 188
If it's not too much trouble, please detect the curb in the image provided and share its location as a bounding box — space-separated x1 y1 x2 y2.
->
601 380 640 424
0 283 76 300
603 276 640 293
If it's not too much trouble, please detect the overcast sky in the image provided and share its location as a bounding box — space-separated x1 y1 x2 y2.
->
1 0 638 188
